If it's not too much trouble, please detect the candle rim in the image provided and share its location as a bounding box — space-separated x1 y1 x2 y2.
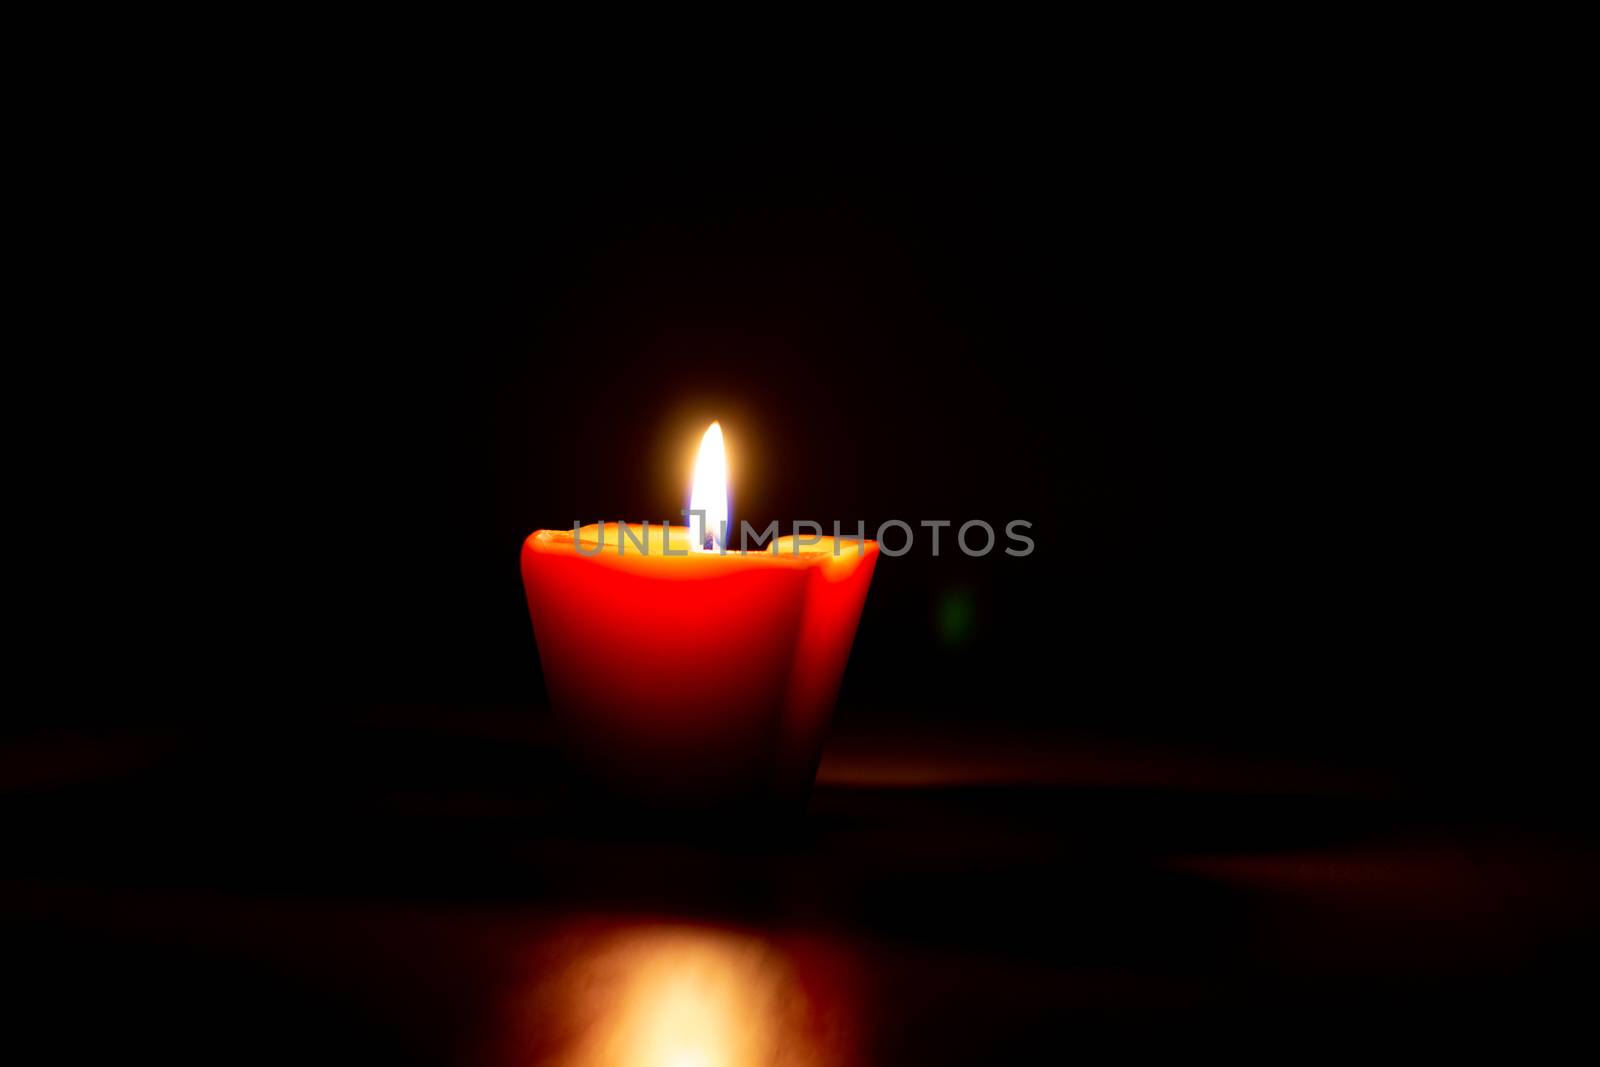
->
530 524 878 562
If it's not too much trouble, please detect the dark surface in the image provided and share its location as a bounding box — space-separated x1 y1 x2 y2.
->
6 712 1596 1064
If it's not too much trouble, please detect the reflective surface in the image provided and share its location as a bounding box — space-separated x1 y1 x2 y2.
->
5 714 1598 1063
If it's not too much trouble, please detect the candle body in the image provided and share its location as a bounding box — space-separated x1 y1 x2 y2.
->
521 524 877 808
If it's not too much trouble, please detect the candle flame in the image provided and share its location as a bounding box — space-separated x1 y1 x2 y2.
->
688 421 728 551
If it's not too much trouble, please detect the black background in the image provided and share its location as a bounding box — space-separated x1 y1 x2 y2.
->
10 73 1592 1064
219 102 1549 796
17 86 1563 804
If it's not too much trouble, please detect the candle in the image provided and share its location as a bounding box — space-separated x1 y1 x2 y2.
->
521 423 878 808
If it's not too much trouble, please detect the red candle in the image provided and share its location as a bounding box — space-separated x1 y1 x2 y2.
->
521 423 878 807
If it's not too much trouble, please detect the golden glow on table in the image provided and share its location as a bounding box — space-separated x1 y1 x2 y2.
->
500 921 852 1067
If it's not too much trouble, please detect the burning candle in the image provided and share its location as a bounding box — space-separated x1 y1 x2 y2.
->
521 422 878 808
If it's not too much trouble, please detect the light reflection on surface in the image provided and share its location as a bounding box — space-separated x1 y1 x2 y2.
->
494 919 855 1067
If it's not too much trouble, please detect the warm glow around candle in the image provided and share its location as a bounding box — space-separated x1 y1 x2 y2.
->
688 421 728 551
